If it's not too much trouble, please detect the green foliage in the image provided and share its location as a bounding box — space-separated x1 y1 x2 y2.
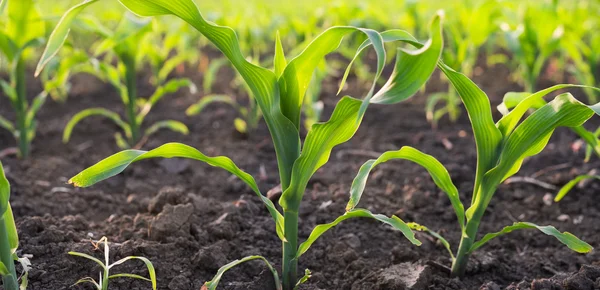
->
348 63 596 278
65 1 444 289
37 5 195 149
0 0 48 158
69 236 157 290
0 161 27 290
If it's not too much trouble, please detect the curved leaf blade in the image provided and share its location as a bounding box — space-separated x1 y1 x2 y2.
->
68 143 284 241
63 108 131 143
203 255 281 290
469 222 592 254
296 208 420 258
555 175 600 202
347 146 464 231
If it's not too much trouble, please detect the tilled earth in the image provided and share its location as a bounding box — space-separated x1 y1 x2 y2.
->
2 58 600 290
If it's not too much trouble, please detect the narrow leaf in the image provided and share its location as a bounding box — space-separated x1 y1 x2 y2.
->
144 120 189 137
203 255 281 290
273 31 286 77
68 143 284 241
555 175 600 202
470 222 593 254
296 208 420 258
63 108 131 143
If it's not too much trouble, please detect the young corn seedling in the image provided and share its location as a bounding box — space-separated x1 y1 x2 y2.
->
36 5 195 149
0 161 30 290
428 0 500 127
562 20 600 103
61 1 444 288
70 236 157 290
501 2 564 92
0 0 48 158
348 62 595 277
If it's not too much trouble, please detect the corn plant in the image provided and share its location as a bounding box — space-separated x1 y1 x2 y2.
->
562 20 600 103
36 4 195 149
501 2 564 92
70 236 157 290
0 0 48 158
348 63 595 277
61 1 444 288
0 161 29 290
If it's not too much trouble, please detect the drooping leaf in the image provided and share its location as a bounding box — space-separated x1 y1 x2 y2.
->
186 95 238 116
68 143 285 241
109 256 156 290
63 108 132 143
408 222 454 260
203 256 281 290
144 120 189 137
555 175 600 202
35 0 99 76
296 208 420 258
469 222 592 254
347 146 464 231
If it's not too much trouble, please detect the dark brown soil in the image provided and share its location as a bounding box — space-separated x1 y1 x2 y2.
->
2 54 600 290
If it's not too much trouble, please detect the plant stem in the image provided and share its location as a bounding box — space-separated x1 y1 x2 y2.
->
282 210 298 290
123 56 139 144
15 59 29 159
0 218 18 290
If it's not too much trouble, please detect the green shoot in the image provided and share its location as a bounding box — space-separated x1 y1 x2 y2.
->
63 0 444 289
348 63 596 277
0 0 48 158
69 236 157 290
0 161 29 290
36 5 195 149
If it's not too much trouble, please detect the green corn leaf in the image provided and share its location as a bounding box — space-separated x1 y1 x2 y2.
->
0 161 9 216
496 85 600 136
487 93 598 186
347 146 464 231
280 96 363 210
63 108 132 143
0 115 14 133
68 143 285 241
144 120 189 137
6 0 44 47
186 95 238 116
0 79 17 104
469 222 592 254
19 271 28 290
137 78 196 124
4 204 18 254
157 53 192 83
0 261 8 275
107 273 151 281
202 58 229 94
555 175 600 202
273 31 286 78
25 92 48 130
109 256 156 290
234 118 247 134
438 62 503 219
408 222 454 260
294 269 311 289
114 132 130 150
0 30 17 61
72 277 100 289
94 13 151 56
279 26 385 129
203 255 281 290
69 252 107 271
296 208 420 258
35 0 99 76
370 14 443 105
117 0 301 191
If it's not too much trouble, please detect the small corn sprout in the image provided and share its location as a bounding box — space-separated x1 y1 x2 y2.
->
502 2 564 92
428 0 500 127
36 3 195 149
62 1 444 289
70 237 157 290
348 63 596 277
0 0 48 158
0 161 29 290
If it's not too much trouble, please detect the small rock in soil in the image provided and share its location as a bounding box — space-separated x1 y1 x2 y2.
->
149 203 194 241
168 273 192 290
148 186 188 213
480 281 501 290
531 278 562 290
193 242 229 271
564 272 595 290
376 262 432 289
